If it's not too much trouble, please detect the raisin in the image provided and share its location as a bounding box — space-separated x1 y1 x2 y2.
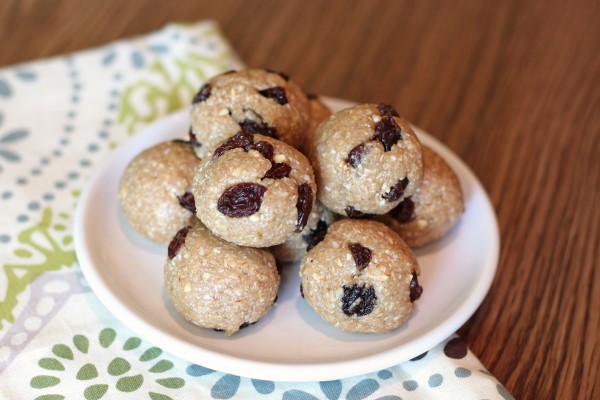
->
374 116 403 151
258 86 288 105
188 128 202 148
347 143 368 168
303 219 329 251
345 206 373 219
177 192 196 213
239 321 257 330
389 197 415 223
410 271 423 302
171 138 189 145
410 351 428 361
212 133 277 162
213 131 254 158
192 83 211 104
341 284 377 316
295 183 313 232
267 69 289 81
238 119 279 139
217 183 267 217
252 141 275 162
348 243 372 271
377 103 399 118
263 162 292 179
168 225 191 259
300 284 304 298
382 177 409 202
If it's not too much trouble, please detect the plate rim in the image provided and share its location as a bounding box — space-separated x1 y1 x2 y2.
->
74 97 499 382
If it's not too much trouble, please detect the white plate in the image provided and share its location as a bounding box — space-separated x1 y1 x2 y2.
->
74 98 499 382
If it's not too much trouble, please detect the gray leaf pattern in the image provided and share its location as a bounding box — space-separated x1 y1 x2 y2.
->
0 129 28 143
0 78 12 98
15 70 37 81
0 149 20 161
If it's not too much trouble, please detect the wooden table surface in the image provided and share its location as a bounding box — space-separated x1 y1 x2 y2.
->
1 1 598 398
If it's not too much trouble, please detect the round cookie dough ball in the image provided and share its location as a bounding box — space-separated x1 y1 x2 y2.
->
119 140 200 245
193 132 317 247
165 222 279 335
299 95 332 155
300 219 423 333
269 201 336 263
189 69 310 159
379 146 464 248
310 103 423 217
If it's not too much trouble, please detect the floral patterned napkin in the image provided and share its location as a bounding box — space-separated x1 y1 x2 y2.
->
0 21 513 400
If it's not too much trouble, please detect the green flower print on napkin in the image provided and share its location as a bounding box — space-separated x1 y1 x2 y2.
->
30 328 184 400
0 208 75 328
118 51 230 134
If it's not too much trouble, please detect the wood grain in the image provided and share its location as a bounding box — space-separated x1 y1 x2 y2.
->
1 1 599 398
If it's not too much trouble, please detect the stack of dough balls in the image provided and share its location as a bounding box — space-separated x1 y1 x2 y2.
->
118 68 464 336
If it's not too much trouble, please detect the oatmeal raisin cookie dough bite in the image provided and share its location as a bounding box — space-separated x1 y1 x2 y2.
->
118 140 200 245
165 222 279 336
379 145 464 248
300 219 423 333
192 131 316 247
310 103 423 217
189 69 310 159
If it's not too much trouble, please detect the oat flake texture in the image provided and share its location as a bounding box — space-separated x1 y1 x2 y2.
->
300 219 420 333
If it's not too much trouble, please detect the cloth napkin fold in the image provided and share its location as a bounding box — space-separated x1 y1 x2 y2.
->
0 21 513 400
